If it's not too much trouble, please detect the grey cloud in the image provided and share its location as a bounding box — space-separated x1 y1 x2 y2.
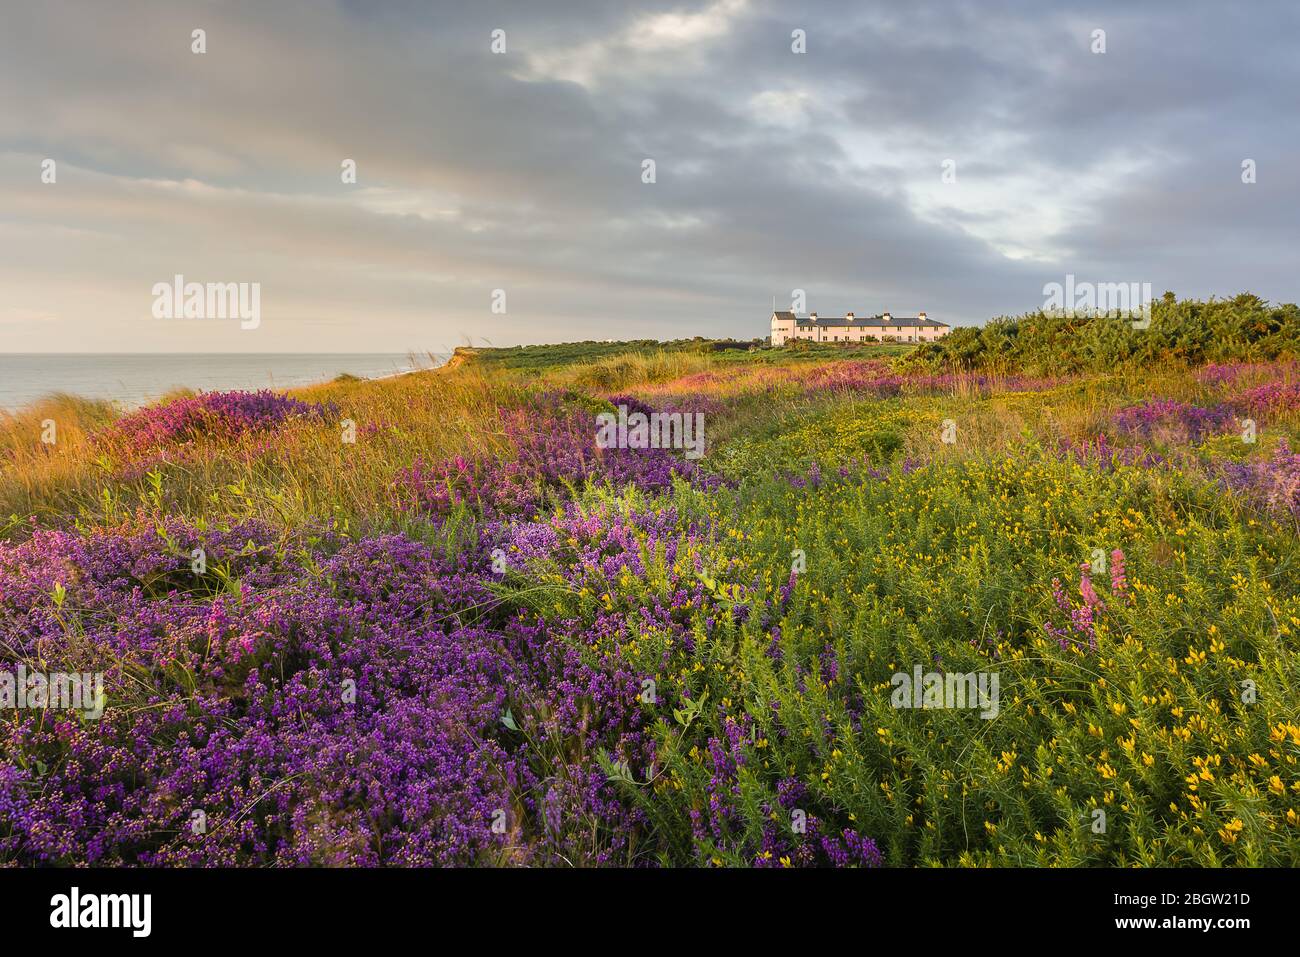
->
0 0 1295 352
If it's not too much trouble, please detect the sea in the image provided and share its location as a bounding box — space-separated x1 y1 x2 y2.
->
0 353 448 412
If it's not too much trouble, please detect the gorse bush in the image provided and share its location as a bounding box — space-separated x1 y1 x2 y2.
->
904 293 1300 375
2 307 1300 866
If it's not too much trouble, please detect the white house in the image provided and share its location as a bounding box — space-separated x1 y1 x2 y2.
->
770 310 950 346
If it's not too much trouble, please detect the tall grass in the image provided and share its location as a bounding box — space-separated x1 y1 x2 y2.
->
0 361 526 532
4 340 1300 866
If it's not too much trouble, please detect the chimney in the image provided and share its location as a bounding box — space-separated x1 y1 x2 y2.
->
918 311 927 321
882 311 892 322
809 312 818 320
845 311 855 320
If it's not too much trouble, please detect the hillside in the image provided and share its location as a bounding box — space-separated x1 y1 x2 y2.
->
2 301 1299 867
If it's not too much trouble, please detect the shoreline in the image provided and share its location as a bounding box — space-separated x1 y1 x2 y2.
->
0 353 451 415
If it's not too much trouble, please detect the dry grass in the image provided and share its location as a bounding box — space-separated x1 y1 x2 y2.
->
0 360 528 532
7 347 1286 538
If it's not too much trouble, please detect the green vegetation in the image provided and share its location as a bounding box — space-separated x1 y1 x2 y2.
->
3 293 1299 866
906 292 1300 374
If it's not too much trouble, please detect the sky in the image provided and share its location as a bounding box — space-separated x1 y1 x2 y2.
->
0 0 1296 353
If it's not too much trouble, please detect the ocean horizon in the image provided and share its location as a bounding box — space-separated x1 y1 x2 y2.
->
0 353 449 412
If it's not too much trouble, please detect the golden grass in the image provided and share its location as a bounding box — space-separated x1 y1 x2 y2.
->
543 349 717 392
0 359 526 530
3 348 1294 536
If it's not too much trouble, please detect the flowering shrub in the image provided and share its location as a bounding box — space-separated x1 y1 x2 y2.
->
1196 364 1246 386
0 516 660 865
1042 552 1130 651
396 396 718 520
1232 381 1300 419
1196 361 1297 386
1112 399 1235 444
97 390 336 455
5 346 1300 868
1220 439 1300 521
0 502 897 867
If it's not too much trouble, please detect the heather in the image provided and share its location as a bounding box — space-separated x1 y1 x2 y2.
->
0 517 665 865
97 389 337 456
1233 381 1300 419
1111 399 1235 444
1220 439 1300 526
4 301 1300 867
395 395 715 521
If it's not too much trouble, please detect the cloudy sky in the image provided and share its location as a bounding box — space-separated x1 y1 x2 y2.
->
1 0 1296 353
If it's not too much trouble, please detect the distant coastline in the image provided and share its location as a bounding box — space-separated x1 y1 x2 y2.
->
0 353 449 413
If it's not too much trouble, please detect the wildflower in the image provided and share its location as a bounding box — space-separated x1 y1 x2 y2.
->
1217 819 1244 844
96 390 336 457
1079 562 1103 610
1109 548 1128 596
1112 399 1234 443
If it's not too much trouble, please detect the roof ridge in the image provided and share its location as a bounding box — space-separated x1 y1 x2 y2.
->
774 314 949 327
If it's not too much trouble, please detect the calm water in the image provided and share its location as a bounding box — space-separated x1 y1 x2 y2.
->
0 353 448 411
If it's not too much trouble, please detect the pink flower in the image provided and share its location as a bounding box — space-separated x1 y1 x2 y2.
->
1110 549 1128 594
1079 562 1103 609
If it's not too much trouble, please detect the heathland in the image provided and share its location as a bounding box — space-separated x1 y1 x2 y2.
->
2 292 1299 866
